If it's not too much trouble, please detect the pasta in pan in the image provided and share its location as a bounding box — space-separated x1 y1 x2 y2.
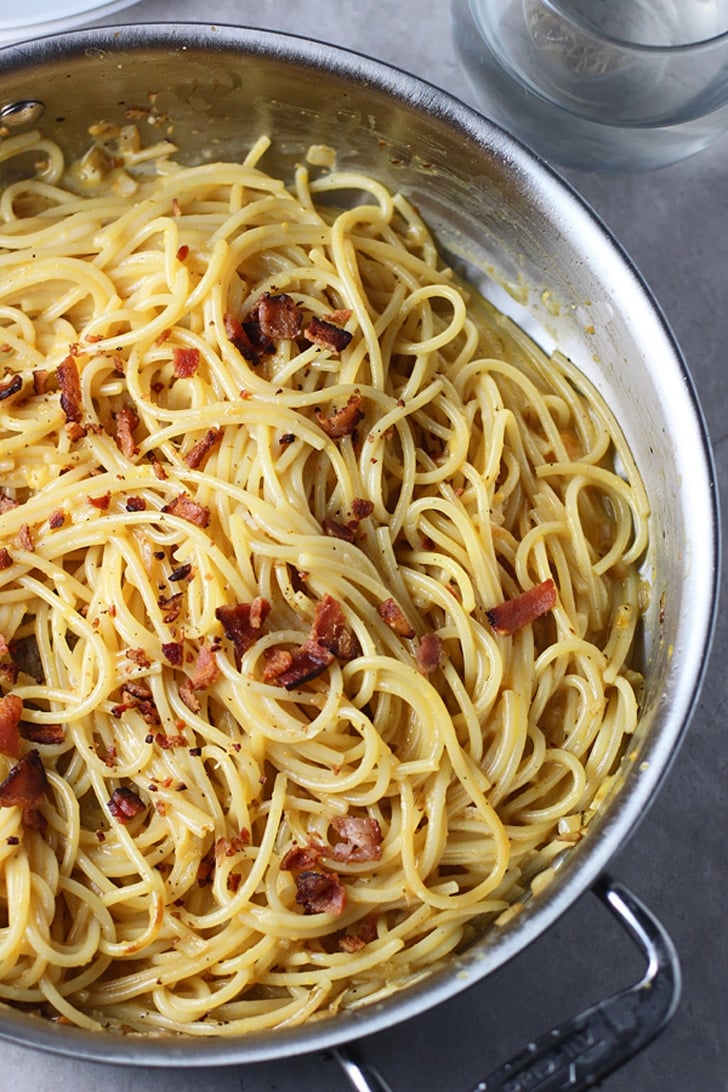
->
0 126 649 1033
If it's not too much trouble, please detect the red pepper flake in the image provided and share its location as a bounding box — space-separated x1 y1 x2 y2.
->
314 393 364 439
125 496 146 512
172 346 200 378
176 244 189 261
88 491 111 511
155 732 187 750
0 694 22 758
107 786 146 823
486 579 557 636
378 597 415 638
0 750 48 809
162 493 210 528
304 315 353 354
294 870 346 916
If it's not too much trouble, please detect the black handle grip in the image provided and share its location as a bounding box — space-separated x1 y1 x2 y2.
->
335 875 681 1092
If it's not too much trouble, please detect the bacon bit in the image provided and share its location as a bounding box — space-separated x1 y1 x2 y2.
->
65 421 87 442
486 579 557 636
329 815 383 863
22 806 47 831
417 633 443 674
215 597 271 669
256 292 302 339
197 850 215 887
115 406 139 458
294 870 346 916
21 723 64 747
158 591 183 624
351 497 374 522
224 313 261 364
32 369 48 395
214 831 249 862
314 393 364 439
125 496 146 512
162 640 184 666
0 374 22 401
16 524 33 552
0 663 19 686
88 491 111 511
338 934 366 952
162 493 210 528
119 681 160 725
266 642 334 690
378 597 415 638
0 495 18 513
0 635 8 656
0 750 48 809
155 732 187 750
184 427 221 469
56 355 83 423
304 315 353 354
172 346 200 378
323 308 353 326
0 548 12 570
169 563 192 583
126 647 151 668
107 785 145 823
176 244 189 262
188 645 220 691
171 197 181 217
281 843 324 872
148 451 167 480
48 509 65 529
0 694 22 758
280 433 296 445
311 594 360 661
262 648 294 681
322 516 356 542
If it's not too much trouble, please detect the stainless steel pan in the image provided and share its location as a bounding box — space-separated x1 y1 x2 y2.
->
0 24 718 1090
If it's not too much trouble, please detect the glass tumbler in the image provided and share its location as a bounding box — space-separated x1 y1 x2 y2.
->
452 0 728 171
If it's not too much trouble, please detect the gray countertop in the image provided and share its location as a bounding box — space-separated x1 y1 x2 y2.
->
1 2 726 1089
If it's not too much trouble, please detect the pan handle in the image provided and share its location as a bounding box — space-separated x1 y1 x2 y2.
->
334 874 681 1092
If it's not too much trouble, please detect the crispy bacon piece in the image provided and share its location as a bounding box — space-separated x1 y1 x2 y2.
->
32 369 48 395
0 750 48 809
351 497 374 522
311 594 360 661
304 315 353 353
107 785 145 823
88 491 111 511
417 633 443 674
486 578 557 636
224 312 261 364
162 493 210 528
323 308 353 327
0 374 22 401
148 451 167 480
162 640 184 666
126 648 151 668
115 680 160 725
0 495 18 513
57 355 83 423
215 830 250 863
155 732 187 749
267 642 334 690
0 694 22 758
329 815 383 863
256 292 302 339
314 393 364 439
378 597 415 638
22 723 65 746
262 648 294 681
49 509 65 529
180 644 220 710
322 517 356 543
125 496 146 512
215 597 271 669
281 843 324 872
172 346 200 378
158 591 183 624
184 427 221 469
17 524 33 552
0 548 12 570
294 870 346 916
22 807 47 831
115 406 139 458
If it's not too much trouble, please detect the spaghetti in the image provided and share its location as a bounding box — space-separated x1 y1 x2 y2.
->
0 126 649 1034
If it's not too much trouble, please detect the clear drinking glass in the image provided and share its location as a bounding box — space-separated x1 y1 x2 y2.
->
452 0 728 171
